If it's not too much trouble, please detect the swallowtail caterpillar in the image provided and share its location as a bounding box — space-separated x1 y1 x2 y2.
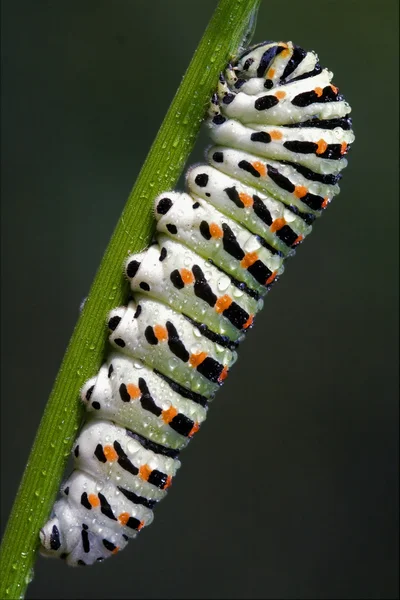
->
40 40 354 566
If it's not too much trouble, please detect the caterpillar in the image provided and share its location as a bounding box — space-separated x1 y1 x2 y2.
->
39 40 354 566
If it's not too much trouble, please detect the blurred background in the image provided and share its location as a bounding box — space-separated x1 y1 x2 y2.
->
1 1 398 598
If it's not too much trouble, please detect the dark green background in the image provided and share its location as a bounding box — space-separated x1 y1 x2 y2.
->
1 1 398 598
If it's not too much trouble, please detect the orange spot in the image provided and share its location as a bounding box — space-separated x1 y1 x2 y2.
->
265 270 277 285
243 314 254 330
137 521 145 531
188 422 200 438
281 49 291 58
294 185 307 199
189 351 208 367
316 139 328 155
118 512 130 526
103 445 118 462
164 475 173 489
180 268 194 284
88 494 100 508
209 223 223 238
292 235 304 246
239 192 254 207
270 217 286 233
314 87 323 97
330 84 339 94
340 142 348 155
240 252 258 268
127 383 140 399
154 324 168 342
215 295 232 313
112 547 120 555
139 464 152 481
321 198 329 209
267 68 275 79
251 161 267 177
218 366 229 383
162 406 178 424
275 90 286 100
270 130 283 140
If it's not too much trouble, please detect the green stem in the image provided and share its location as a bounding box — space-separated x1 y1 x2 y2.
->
0 0 261 597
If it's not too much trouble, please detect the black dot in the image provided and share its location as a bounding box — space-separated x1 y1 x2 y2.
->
82 524 88 530
85 385 94 400
114 338 126 348
222 93 235 105
205 192 211 197
127 260 140 279
108 364 114 378
77 560 86 567
264 79 274 89
133 305 142 318
140 281 150 291
243 58 254 71
212 114 226 125
92 401 101 410
159 247 167 261
64 486 69 495
108 315 121 331
74 445 79 457
195 173 209 188
166 224 177 234
192 202 200 209
213 151 223 163
157 197 173 215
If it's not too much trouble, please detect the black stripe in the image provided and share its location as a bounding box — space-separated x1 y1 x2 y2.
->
192 264 218 306
284 116 352 130
292 85 340 107
280 45 306 82
125 516 142 531
138 377 162 417
254 95 279 111
81 493 92 510
267 165 295 193
252 195 273 226
206 258 260 301
113 440 139 477
102 539 118 552
183 314 238 351
98 493 117 521
125 427 181 459
170 269 185 289
238 160 262 178
166 320 190 362
279 160 340 185
196 357 225 384
283 204 316 225
256 44 285 77
222 302 251 330
50 525 61 551
250 131 271 144
145 326 158 345
154 369 209 407
148 469 168 489
247 260 273 285
224 186 245 208
118 486 157 510
288 64 322 83
94 444 107 463
276 225 299 247
170 413 196 437
81 528 90 553
221 223 245 261
255 235 283 256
